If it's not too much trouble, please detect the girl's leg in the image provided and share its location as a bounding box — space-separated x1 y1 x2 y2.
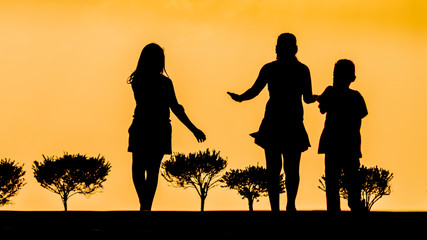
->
283 151 301 212
265 148 282 212
132 152 145 210
132 152 164 211
141 153 164 211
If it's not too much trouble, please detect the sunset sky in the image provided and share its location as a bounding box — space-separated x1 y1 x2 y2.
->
1 0 426 211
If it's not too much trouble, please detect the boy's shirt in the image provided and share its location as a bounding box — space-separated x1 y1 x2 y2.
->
318 86 368 157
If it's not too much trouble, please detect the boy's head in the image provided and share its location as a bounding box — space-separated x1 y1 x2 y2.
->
333 59 356 88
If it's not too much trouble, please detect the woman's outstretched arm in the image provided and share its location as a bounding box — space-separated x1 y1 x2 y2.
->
228 66 268 102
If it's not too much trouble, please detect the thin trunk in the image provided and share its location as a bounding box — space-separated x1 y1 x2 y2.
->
200 195 206 212
248 197 254 212
62 195 68 212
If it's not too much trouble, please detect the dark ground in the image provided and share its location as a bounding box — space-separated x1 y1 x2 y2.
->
0 211 425 238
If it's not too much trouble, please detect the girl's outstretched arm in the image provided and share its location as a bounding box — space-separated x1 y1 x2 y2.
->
169 81 206 142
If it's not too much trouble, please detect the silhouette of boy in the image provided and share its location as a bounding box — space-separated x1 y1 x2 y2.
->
317 59 368 213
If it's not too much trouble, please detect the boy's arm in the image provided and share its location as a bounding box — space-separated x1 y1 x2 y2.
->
317 86 332 114
359 93 368 119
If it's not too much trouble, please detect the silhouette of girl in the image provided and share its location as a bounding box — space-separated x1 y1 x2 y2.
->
128 43 206 211
228 33 317 211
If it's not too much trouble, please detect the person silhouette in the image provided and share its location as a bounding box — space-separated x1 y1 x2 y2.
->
228 33 317 212
317 59 368 213
128 43 206 211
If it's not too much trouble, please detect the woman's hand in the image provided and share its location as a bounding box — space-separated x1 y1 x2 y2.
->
192 128 206 143
227 92 243 102
313 94 319 102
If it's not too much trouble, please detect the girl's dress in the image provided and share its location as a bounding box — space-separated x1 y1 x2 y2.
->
128 74 180 154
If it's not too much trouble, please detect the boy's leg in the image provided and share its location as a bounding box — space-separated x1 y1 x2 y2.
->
283 151 301 212
265 148 282 212
343 157 362 212
325 154 341 213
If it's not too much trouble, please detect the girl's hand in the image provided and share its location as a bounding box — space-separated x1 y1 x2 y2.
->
227 92 242 102
192 128 206 143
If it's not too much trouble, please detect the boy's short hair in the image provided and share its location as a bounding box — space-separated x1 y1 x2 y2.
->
334 59 355 83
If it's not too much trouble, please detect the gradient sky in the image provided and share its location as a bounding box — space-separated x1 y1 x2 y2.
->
1 0 426 211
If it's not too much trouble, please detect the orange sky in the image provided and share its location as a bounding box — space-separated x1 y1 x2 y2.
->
1 0 426 211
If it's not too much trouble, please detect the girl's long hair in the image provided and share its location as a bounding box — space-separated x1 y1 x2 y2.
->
127 43 168 84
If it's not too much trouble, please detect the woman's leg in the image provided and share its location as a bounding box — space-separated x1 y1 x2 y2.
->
132 152 164 211
283 151 301 211
265 148 282 212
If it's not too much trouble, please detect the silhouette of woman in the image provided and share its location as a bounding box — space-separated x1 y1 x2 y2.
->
128 43 206 211
228 33 317 211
